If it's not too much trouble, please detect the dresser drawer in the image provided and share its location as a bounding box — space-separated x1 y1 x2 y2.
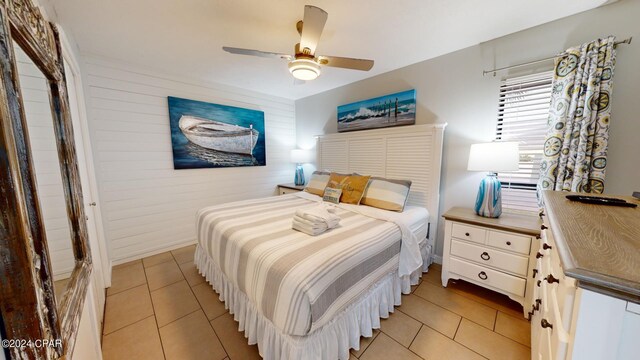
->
451 223 486 244
450 239 529 276
449 257 526 297
487 230 531 255
548 285 571 360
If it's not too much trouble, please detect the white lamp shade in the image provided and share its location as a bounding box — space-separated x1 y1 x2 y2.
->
467 142 519 172
290 149 312 164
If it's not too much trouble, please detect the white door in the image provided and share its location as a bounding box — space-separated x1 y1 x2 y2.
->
63 58 107 325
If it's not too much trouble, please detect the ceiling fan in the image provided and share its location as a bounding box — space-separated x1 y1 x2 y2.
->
222 5 374 81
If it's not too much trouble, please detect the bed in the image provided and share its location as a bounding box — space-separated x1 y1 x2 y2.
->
194 124 446 359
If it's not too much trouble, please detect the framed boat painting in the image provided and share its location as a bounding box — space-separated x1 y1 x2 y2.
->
168 96 266 169
337 89 416 132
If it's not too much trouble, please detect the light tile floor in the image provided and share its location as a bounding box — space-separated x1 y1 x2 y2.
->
102 245 531 359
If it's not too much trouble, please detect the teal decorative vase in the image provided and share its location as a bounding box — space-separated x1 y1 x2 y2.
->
294 164 305 186
474 174 502 218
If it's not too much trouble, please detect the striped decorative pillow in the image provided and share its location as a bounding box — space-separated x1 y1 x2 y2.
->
304 171 331 196
361 177 412 212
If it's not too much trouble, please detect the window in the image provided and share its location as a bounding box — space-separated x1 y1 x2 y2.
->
495 71 553 212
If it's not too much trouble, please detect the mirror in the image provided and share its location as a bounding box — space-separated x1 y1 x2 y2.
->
0 0 92 358
14 42 76 306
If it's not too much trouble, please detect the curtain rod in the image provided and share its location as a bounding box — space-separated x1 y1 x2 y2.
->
483 37 633 77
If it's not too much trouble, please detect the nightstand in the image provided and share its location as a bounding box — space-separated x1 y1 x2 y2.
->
441 207 541 317
277 183 305 195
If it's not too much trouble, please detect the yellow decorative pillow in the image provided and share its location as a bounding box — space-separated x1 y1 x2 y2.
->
326 172 371 205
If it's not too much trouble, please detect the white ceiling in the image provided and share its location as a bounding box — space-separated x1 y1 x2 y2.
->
50 0 608 100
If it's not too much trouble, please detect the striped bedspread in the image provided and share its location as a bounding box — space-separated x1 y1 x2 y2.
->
196 193 428 336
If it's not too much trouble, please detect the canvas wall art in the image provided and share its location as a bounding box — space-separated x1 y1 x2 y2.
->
337 89 416 132
168 96 266 169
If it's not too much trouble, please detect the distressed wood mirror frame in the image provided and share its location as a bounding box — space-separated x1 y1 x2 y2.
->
0 0 92 359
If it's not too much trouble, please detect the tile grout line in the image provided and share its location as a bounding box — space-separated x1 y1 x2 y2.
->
378 331 427 360
414 281 500 312
396 298 511 359
406 324 423 356
411 289 503 332
141 257 168 360
396 296 493 338
145 257 189 292
453 317 462 339
455 318 531 356
450 320 491 360
179 251 230 359
101 283 154 336
102 314 156 337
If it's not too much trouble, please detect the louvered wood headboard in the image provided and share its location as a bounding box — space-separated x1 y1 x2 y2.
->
316 124 447 241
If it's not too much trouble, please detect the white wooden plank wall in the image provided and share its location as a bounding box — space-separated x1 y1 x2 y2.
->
16 46 75 278
81 56 296 264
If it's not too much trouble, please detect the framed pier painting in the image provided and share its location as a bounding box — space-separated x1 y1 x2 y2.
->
337 89 416 132
168 96 266 169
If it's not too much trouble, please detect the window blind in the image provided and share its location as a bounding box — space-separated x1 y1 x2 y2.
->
495 71 553 212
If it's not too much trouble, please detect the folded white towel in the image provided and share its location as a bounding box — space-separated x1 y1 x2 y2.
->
292 204 341 235
295 204 341 228
292 217 328 236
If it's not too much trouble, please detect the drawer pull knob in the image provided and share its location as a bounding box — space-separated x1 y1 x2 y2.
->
534 299 541 311
539 211 545 218
536 252 544 259
480 252 491 261
541 319 553 329
541 225 548 230
478 271 488 280
537 280 541 287
506 241 512 246
532 269 538 278
545 274 560 284
543 243 552 250
465 232 470 237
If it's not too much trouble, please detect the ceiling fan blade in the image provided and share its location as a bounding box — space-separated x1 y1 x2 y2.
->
222 46 292 60
317 55 374 71
299 5 328 55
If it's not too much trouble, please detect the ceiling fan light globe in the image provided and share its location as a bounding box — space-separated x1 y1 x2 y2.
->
288 59 321 81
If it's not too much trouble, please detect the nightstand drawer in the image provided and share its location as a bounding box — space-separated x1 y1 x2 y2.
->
451 223 486 244
449 257 526 297
451 239 529 276
487 230 531 255
278 187 302 195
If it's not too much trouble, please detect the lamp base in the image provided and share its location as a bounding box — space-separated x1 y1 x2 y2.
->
474 174 502 218
294 164 305 186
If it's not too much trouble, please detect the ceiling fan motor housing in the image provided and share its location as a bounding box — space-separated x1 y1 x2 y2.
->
288 59 321 80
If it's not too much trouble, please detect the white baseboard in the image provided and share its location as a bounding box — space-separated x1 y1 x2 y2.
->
431 254 443 265
111 239 197 267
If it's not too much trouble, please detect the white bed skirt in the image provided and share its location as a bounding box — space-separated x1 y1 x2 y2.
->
195 241 433 360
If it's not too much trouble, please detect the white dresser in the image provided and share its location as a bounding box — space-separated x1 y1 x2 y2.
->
530 191 640 360
441 207 541 317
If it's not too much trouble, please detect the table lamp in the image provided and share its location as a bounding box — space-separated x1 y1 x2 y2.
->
467 142 519 218
290 149 311 186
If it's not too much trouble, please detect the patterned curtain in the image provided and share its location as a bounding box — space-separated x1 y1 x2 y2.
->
538 36 616 199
